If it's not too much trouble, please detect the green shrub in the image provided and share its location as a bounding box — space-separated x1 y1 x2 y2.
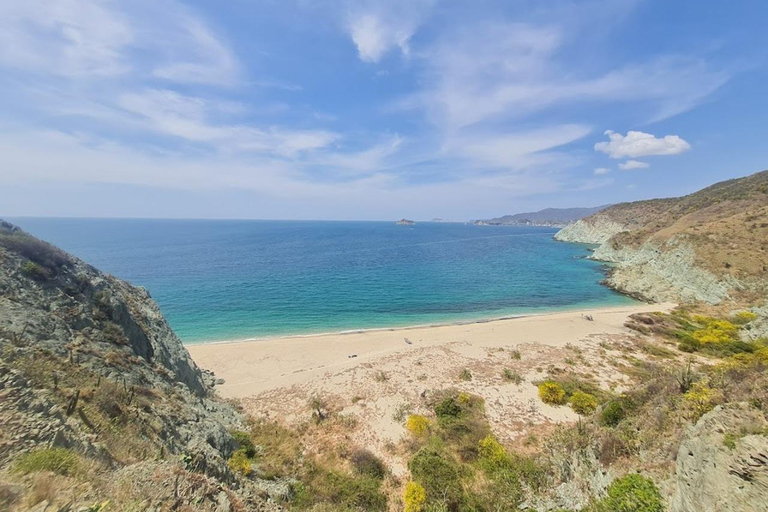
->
403 481 427 512
13 448 81 476
21 261 49 280
502 368 523 384
569 391 598 416
227 448 252 476
350 449 386 480
475 435 547 507
601 400 628 427
293 467 386 511
594 474 664 512
434 396 463 420
459 369 472 381
230 429 256 458
407 447 464 508
538 381 566 405
0 231 70 271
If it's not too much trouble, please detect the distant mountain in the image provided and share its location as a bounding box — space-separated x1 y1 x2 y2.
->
474 205 610 227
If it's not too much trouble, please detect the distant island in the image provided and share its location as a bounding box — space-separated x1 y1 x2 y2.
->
474 205 610 227
396 218 415 225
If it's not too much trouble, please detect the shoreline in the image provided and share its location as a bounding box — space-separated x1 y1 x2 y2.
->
188 301 674 399
183 298 641 347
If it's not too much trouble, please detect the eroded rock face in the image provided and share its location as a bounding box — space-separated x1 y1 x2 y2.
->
0 220 241 479
593 239 734 304
670 403 768 512
556 219 738 304
553 218 627 245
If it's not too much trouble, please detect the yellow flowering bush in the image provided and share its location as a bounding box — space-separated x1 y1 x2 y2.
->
732 311 757 325
405 414 430 436
538 381 566 405
403 481 426 512
478 435 508 468
457 392 472 405
691 316 738 344
683 381 716 420
227 448 252 476
569 390 598 416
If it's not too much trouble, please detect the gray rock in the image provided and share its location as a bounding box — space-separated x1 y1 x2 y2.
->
669 403 768 512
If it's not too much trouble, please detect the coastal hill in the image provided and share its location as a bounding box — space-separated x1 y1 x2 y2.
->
556 170 768 309
475 205 609 227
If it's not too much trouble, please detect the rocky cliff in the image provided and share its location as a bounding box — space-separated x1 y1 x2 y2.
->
670 403 768 512
555 170 768 306
0 220 280 511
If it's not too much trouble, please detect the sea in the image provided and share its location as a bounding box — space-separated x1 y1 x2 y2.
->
8 218 636 344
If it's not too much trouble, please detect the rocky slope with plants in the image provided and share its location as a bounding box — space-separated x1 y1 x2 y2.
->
0 220 283 511
555 170 768 309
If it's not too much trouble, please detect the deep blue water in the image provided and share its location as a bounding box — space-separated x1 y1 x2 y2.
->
8 218 635 343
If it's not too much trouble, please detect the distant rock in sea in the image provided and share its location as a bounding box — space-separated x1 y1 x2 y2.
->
396 219 415 225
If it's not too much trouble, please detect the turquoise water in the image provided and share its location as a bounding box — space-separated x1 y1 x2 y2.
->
9 218 636 343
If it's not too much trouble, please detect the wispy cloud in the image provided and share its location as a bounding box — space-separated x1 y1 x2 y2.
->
619 160 650 170
117 89 340 156
400 23 730 130
447 125 591 170
0 0 240 85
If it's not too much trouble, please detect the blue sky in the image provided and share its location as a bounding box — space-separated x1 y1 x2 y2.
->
0 0 766 220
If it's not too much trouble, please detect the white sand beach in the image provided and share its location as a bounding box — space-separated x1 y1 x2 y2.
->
189 303 674 398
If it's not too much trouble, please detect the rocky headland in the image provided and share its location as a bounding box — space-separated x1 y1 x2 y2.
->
556 170 768 314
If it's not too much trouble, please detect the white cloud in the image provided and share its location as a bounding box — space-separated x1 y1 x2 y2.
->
346 0 436 62
117 89 340 156
595 130 691 159
448 124 591 169
0 0 133 77
593 167 610 175
619 160 649 170
399 21 729 129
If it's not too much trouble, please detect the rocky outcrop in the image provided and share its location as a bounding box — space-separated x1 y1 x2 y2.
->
0 220 283 510
553 217 627 245
0 220 241 473
556 217 733 304
670 403 768 512
592 239 735 304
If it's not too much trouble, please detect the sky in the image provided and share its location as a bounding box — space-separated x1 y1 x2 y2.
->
0 0 766 221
